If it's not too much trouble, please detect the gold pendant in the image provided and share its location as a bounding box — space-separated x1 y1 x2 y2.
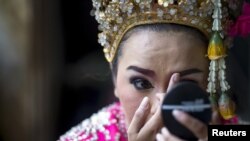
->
218 93 235 120
207 32 227 60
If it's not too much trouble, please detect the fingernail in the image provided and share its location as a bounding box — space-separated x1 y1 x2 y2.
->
139 97 149 110
161 127 168 135
156 93 164 98
172 109 183 117
156 93 161 98
173 73 180 82
156 133 162 141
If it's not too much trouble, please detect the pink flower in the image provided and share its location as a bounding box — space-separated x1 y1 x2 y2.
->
228 2 250 37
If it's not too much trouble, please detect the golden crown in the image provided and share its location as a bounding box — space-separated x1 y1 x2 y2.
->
91 0 231 62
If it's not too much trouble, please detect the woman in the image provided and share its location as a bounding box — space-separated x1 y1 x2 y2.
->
59 0 249 141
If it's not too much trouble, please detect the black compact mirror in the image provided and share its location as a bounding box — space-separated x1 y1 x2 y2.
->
161 81 212 141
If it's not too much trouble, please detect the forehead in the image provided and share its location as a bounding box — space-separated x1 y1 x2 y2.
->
118 30 208 72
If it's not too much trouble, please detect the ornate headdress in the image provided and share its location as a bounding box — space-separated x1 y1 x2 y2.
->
91 0 246 121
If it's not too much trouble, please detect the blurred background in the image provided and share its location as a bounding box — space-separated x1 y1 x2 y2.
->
0 0 115 141
0 0 249 141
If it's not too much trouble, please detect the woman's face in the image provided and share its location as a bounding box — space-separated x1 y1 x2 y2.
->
114 30 209 127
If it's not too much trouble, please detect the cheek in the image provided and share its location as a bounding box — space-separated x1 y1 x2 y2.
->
115 74 144 126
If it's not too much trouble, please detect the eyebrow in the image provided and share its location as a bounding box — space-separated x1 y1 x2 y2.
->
178 69 203 77
127 66 155 77
127 66 203 77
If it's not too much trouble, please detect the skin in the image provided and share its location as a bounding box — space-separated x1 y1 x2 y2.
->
113 30 215 141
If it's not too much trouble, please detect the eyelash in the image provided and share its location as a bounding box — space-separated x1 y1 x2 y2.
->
129 77 154 90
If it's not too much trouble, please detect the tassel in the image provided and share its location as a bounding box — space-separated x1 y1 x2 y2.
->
207 0 235 121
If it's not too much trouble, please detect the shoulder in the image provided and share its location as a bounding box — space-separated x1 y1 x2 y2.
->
58 102 127 141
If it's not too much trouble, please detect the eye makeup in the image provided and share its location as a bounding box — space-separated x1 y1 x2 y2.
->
129 76 154 90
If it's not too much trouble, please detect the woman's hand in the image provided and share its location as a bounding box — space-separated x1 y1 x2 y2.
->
127 96 160 141
156 110 208 141
154 76 222 141
127 73 180 141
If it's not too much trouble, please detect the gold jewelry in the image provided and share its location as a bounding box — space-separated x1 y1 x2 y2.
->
91 0 231 62
207 0 235 119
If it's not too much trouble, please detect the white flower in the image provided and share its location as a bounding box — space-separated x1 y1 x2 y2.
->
218 69 225 80
220 80 230 92
207 81 216 93
209 60 218 71
218 58 226 69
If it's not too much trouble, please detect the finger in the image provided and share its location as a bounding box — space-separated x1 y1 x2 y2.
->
161 127 169 136
156 93 165 105
139 98 162 137
156 73 180 104
166 73 180 93
172 110 208 139
128 97 149 134
210 110 221 125
156 133 165 141
158 127 185 141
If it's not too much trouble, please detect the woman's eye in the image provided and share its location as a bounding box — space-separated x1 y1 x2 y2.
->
130 77 154 90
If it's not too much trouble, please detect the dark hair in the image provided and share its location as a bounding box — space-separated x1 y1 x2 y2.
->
111 23 208 77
